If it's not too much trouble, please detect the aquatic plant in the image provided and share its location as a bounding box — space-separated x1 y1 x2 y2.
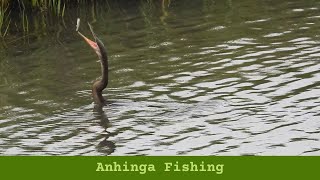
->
0 1 10 37
0 0 174 39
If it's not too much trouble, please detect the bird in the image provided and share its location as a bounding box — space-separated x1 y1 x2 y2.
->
77 22 109 106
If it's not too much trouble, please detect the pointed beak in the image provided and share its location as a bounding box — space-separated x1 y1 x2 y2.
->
78 32 98 49
78 23 101 56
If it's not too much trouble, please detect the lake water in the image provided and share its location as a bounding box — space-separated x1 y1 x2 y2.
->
0 0 319 155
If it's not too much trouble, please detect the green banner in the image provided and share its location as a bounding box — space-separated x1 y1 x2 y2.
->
0 156 318 179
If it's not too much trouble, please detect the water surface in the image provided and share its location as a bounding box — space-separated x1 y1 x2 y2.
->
0 0 319 155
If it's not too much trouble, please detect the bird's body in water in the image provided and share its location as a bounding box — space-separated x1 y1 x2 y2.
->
77 23 109 106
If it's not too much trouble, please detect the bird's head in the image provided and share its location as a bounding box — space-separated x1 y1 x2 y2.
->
78 23 107 59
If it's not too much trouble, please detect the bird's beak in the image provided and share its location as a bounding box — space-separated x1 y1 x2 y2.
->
77 23 101 56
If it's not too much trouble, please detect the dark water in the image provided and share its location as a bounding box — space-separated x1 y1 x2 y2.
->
0 0 319 155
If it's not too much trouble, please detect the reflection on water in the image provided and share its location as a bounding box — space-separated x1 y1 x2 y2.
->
93 107 116 155
0 0 320 155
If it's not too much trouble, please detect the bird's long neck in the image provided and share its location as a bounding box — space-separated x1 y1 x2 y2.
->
92 48 108 105
100 51 108 88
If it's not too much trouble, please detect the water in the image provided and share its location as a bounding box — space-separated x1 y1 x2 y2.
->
0 0 319 155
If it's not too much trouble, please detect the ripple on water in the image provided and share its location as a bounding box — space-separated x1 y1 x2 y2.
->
1 0 320 155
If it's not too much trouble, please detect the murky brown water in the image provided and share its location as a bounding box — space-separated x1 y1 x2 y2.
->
0 0 319 155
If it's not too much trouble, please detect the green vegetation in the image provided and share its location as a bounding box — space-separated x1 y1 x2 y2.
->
0 0 175 39
0 1 10 37
0 0 96 38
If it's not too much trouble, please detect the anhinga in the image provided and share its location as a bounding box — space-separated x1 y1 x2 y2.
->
77 21 108 106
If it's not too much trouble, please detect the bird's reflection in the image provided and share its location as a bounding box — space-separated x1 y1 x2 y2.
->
93 105 116 155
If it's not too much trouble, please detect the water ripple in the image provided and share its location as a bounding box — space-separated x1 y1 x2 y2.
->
1 0 320 155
